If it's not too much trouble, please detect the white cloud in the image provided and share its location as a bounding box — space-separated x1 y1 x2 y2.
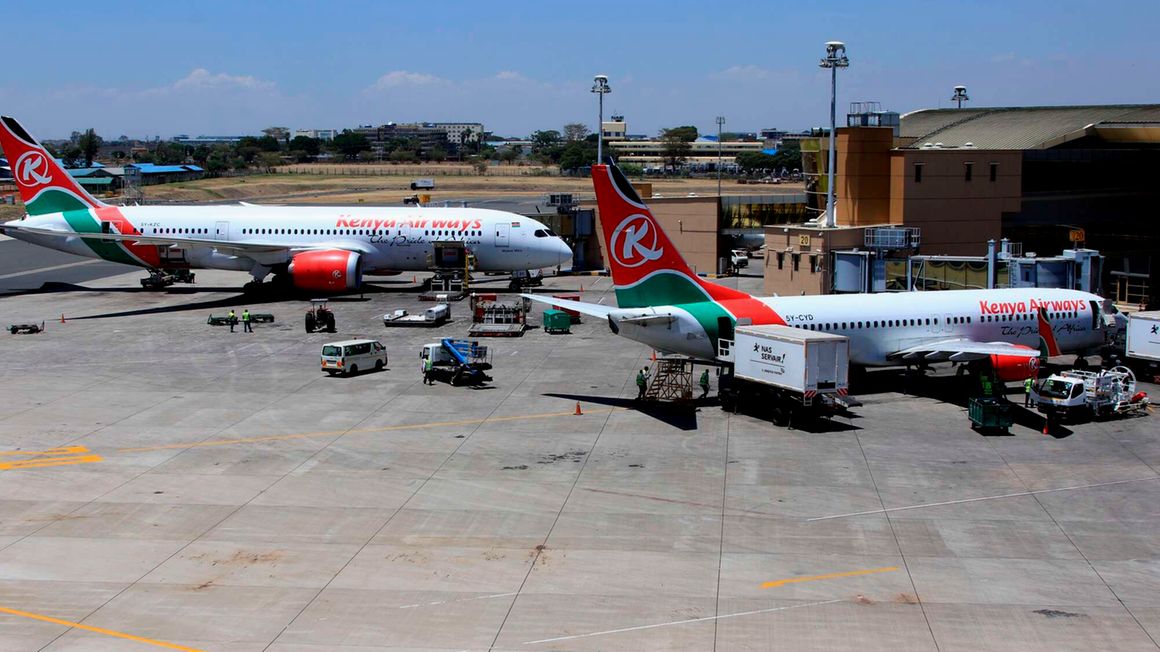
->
494 71 526 81
711 65 772 81
171 68 276 92
368 71 444 91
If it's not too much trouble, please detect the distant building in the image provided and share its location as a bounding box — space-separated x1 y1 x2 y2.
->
294 129 337 141
429 122 484 146
174 135 244 145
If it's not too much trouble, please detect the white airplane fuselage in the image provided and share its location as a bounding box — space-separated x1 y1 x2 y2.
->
607 287 1118 366
8 204 572 276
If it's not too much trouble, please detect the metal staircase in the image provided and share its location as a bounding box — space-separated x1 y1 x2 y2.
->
644 359 695 402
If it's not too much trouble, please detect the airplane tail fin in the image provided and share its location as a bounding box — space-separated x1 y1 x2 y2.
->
0 116 108 215
592 163 756 309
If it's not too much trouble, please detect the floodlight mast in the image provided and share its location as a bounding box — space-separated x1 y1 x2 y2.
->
819 41 848 229
952 85 969 109
716 115 725 196
592 75 611 164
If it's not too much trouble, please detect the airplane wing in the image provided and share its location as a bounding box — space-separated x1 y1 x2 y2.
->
0 223 366 255
522 293 615 319
888 338 1041 362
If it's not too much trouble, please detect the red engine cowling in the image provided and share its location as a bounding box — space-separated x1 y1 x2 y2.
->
288 250 362 292
990 348 1041 382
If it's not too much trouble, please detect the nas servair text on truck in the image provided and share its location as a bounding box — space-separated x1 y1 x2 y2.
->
524 163 1127 381
0 117 571 293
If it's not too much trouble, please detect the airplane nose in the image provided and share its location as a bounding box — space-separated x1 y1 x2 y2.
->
555 238 573 269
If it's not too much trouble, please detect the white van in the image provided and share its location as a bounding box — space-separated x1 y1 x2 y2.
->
321 339 388 376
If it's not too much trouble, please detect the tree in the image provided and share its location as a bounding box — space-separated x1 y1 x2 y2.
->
563 123 590 142
331 130 371 161
558 142 592 172
659 126 696 171
427 147 448 163
288 135 321 158
262 127 290 145
77 128 103 167
528 130 564 164
736 151 780 175
62 145 83 167
257 151 282 170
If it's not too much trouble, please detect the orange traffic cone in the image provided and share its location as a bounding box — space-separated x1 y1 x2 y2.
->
650 351 657 361
579 284 584 292
60 313 66 324
412 275 417 283
574 402 583 416
1042 418 1050 436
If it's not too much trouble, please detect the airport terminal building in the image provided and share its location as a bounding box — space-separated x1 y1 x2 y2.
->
764 103 1160 305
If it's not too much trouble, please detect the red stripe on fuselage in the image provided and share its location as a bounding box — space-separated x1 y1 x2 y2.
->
93 207 162 268
717 296 786 326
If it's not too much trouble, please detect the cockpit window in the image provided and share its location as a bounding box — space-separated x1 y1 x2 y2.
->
546 229 558 236
534 229 548 238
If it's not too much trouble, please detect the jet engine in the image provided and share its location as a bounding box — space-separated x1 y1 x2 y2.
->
287 249 362 292
989 349 1041 382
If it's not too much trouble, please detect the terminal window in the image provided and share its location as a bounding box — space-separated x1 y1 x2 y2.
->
989 162 998 182
914 163 924 183
964 162 973 181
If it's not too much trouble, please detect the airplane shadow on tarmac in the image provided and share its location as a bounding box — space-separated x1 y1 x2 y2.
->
1 281 410 321
853 367 1073 438
543 392 863 434
544 393 700 431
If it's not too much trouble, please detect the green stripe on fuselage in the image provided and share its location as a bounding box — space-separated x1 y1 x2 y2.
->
59 208 140 266
615 271 731 347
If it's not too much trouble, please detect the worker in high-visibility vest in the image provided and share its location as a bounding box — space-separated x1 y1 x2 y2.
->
1024 377 1034 407
699 369 711 399
636 369 647 400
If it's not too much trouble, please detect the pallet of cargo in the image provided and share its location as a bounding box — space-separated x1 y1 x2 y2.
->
467 323 525 337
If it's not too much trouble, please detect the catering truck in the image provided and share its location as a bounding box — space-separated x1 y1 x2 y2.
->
716 325 850 426
1125 310 1160 382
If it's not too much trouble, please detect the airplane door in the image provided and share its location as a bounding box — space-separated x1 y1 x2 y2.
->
944 313 954 333
494 223 509 247
927 314 940 334
214 221 230 241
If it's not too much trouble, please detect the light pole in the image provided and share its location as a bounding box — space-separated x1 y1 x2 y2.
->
716 115 725 196
819 40 848 228
951 85 969 109
591 74 611 164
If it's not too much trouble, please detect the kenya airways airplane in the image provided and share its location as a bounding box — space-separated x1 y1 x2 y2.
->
530 164 1126 381
0 116 571 292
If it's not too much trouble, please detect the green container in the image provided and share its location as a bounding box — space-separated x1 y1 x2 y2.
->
543 310 571 333
968 397 1013 432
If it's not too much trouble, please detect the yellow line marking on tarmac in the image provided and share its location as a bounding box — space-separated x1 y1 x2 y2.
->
761 566 898 589
117 408 614 453
0 605 205 651
0 446 103 471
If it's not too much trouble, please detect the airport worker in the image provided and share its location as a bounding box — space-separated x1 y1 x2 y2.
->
242 308 252 333
1024 376 1034 407
636 368 647 399
699 369 711 398
423 355 434 385
227 309 236 332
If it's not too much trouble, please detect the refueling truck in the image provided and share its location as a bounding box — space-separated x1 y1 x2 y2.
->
1032 366 1149 422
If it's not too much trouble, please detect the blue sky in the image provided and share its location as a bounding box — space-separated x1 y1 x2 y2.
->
3 0 1158 140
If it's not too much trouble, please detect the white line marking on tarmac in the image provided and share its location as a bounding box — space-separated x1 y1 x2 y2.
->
399 592 518 609
808 476 1160 521
523 599 843 645
0 258 99 281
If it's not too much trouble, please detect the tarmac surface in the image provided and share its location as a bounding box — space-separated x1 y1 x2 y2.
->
0 243 1158 651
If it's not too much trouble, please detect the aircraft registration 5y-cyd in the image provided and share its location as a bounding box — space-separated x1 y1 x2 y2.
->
529 163 1126 381
0 116 571 292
